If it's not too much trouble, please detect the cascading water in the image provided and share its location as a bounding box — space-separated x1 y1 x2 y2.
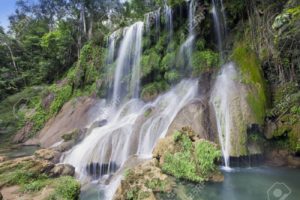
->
210 63 238 169
106 30 118 99
164 1 173 40
211 0 227 57
63 79 198 199
144 8 161 37
112 22 144 105
178 0 196 70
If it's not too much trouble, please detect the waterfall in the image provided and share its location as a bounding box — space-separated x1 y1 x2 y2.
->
211 0 227 58
145 13 151 34
112 22 144 105
178 0 196 71
188 0 196 35
144 8 161 37
210 63 238 169
164 1 173 40
63 79 198 198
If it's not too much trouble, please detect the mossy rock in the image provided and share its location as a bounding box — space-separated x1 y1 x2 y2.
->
231 42 267 125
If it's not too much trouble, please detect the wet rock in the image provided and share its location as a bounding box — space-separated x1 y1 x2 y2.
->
153 136 175 166
0 156 55 175
264 120 277 139
287 155 300 168
209 171 224 182
91 120 108 129
167 100 209 139
61 128 82 142
42 92 55 110
53 140 76 152
265 149 300 168
27 97 101 148
50 164 75 177
34 149 61 163
13 121 34 144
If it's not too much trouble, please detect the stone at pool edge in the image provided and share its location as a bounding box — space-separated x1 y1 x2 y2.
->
0 156 7 163
34 149 61 163
49 164 75 177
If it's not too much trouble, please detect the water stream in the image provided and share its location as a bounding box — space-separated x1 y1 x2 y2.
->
112 21 144 105
210 63 239 169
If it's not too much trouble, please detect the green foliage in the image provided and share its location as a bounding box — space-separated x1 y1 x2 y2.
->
141 50 160 78
0 87 43 145
164 70 180 83
195 140 221 176
162 130 220 182
125 188 150 200
141 81 169 101
192 50 219 75
23 179 50 192
48 176 81 200
267 83 300 153
161 52 176 71
145 178 166 191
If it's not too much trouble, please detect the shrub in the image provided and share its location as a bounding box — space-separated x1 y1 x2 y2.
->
162 130 221 182
49 176 81 200
192 50 219 75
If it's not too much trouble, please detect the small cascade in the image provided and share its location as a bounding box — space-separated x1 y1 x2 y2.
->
105 29 119 102
210 63 238 169
144 8 161 37
112 22 144 105
178 0 196 70
145 13 151 34
211 0 227 58
164 1 173 40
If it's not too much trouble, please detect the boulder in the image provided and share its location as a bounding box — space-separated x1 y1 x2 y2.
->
265 149 300 168
264 120 277 139
13 121 34 144
26 97 102 148
113 159 173 200
34 149 61 163
41 92 55 110
49 164 75 177
0 156 7 163
167 100 209 139
0 156 55 176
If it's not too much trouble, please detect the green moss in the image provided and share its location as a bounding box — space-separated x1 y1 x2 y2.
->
232 42 267 124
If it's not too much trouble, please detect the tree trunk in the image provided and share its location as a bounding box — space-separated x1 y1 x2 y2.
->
5 43 18 73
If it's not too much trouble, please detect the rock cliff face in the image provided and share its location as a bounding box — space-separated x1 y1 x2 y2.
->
26 97 102 148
